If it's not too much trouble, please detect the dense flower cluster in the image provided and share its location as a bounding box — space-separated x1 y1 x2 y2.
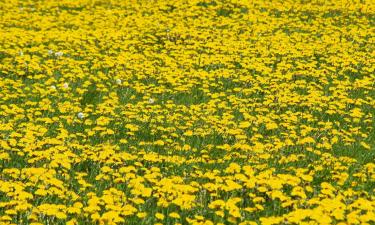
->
0 0 374 224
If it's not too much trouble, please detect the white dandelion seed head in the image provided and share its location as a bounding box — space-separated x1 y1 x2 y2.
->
115 78 122 85
77 112 84 119
148 98 155 104
55 51 63 57
48 50 54 55
63 83 69 89
50 85 56 90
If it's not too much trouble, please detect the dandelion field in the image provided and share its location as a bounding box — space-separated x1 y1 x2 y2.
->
0 0 374 224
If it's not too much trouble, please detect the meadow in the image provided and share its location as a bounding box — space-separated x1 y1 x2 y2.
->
0 0 374 224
